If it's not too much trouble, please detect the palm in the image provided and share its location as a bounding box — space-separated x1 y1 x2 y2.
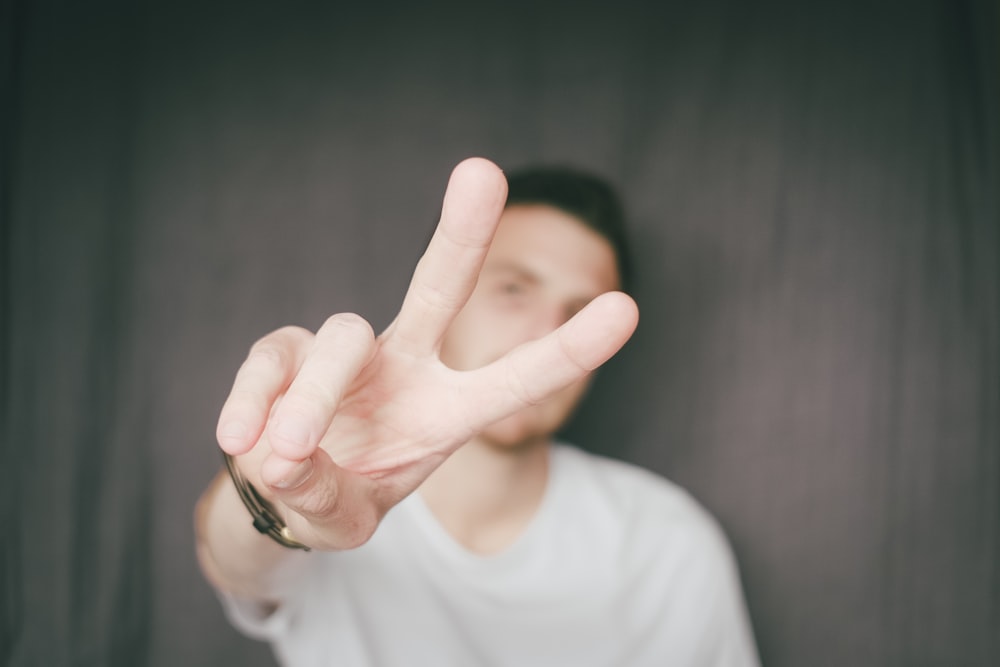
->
316 346 476 489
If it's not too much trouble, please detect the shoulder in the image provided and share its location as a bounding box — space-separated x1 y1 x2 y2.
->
551 444 735 566
551 446 759 662
553 443 710 520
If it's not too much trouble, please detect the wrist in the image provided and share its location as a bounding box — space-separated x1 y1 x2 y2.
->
223 453 311 551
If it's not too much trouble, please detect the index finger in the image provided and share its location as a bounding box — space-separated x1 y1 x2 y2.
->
387 158 508 355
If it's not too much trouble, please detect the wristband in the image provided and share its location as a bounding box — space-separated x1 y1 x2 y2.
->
223 453 311 551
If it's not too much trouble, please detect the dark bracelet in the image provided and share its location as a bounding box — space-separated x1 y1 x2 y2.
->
223 453 311 551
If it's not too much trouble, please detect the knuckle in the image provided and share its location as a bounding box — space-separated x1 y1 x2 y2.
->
292 485 379 550
286 378 339 411
275 324 313 340
414 283 464 314
244 344 287 376
295 484 341 518
247 335 288 367
248 326 312 360
320 313 375 342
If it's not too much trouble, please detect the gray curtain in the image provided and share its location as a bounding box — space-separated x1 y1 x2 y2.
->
4 0 998 665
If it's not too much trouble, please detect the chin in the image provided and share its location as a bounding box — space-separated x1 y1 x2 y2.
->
478 409 567 450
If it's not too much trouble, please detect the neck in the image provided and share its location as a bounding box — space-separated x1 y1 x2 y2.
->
418 436 552 554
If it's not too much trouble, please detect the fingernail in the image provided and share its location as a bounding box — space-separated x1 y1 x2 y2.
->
272 457 314 490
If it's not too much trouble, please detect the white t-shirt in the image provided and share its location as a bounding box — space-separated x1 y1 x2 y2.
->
223 444 760 667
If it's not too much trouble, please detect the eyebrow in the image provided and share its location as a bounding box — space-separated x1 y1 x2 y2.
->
481 261 541 284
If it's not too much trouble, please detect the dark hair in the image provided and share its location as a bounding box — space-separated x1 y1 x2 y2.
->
504 166 633 292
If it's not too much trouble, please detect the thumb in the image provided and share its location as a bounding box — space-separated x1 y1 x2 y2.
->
259 450 381 551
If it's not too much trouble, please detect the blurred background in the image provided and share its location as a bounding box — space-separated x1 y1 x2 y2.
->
3 0 998 664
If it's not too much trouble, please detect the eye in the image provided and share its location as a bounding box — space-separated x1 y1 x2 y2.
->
501 281 526 296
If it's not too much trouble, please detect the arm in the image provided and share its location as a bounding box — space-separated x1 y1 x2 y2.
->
195 469 307 603
194 158 639 603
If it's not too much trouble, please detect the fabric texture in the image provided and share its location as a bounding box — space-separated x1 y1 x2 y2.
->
223 445 760 667
4 1 997 665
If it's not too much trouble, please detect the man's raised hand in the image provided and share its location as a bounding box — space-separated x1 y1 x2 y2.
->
215 158 639 550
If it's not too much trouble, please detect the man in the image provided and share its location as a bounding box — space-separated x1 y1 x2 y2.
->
195 158 759 665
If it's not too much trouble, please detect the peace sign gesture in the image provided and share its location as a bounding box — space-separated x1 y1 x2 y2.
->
214 158 638 551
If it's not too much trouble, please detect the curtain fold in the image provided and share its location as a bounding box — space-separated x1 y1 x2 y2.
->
4 1 997 665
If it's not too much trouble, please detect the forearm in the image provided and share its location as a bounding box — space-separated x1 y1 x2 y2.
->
194 469 310 602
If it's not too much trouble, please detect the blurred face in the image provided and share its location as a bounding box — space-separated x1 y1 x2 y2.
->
439 204 621 448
